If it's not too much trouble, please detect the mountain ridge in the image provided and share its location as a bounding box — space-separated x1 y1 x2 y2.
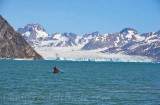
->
17 24 160 61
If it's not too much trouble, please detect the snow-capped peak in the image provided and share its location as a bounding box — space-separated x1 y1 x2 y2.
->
52 33 68 42
119 27 144 41
17 23 49 39
83 31 100 38
120 27 138 35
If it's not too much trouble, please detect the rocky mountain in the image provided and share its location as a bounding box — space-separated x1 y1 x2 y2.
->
102 32 160 61
17 24 49 47
126 32 160 61
17 25 79 47
0 15 43 60
17 24 49 39
48 32 79 47
17 24 160 61
82 28 145 50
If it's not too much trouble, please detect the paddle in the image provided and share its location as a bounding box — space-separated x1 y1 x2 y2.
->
59 70 64 73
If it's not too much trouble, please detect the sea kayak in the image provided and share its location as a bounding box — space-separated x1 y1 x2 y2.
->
53 71 59 73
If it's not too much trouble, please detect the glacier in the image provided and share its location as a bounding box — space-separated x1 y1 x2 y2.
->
35 47 153 62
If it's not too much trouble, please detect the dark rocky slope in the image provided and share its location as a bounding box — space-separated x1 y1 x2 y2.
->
0 15 43 60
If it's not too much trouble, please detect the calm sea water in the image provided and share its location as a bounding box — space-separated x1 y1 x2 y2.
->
0 60 160 105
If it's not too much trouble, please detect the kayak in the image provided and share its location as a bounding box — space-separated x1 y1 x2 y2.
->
53 71 59 73
53 71 64 73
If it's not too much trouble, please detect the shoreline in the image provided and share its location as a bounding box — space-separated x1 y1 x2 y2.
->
0 58 159 63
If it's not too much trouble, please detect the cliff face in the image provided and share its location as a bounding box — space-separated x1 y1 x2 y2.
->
0 15 43 60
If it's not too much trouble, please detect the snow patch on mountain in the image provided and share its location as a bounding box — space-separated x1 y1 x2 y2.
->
145 35 159 43
35 28 48 38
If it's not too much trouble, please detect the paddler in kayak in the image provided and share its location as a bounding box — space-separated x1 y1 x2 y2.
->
53 66 60 73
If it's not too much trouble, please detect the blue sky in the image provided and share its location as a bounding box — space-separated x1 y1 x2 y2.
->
0 0 160 34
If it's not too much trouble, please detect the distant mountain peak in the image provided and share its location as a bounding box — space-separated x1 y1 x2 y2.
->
17 23 49 39
26 23 44 30
83 31 100 38
89 31 99 35
120 27 138 34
